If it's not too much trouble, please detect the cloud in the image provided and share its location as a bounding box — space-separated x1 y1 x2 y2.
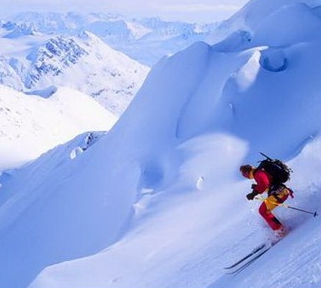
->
140 2 244 22
152 3 240 13
0 0 248 23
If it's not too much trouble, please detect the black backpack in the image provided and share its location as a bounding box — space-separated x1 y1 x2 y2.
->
257 152 292 185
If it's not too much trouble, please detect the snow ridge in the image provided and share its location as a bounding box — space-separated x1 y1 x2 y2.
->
2 2 321 288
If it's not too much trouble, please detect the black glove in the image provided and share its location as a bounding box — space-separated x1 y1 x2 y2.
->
246 191 258 200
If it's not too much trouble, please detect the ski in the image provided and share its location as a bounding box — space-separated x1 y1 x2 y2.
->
224 238 283 275
225 244 271 274
224 243 267 270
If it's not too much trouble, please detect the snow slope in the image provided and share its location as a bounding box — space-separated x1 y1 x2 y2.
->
0 85 117 170
1 1 321 288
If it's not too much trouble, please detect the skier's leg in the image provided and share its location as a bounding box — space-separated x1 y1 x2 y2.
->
258 202 282 230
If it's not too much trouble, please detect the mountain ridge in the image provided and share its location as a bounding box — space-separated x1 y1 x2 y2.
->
0 29 149 115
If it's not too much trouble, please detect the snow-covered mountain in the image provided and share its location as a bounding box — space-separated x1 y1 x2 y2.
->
0 85 117 170
2 12 220 66
2 1 321 288
0 12 219 118
4 23 37 38
0 27 149 115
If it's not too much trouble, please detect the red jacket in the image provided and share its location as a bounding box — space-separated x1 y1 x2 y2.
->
253 169 273 193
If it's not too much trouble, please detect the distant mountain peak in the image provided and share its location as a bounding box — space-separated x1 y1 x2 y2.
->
25 36 88 88
4 23 37 38
77 30 102 45
2 21 17 31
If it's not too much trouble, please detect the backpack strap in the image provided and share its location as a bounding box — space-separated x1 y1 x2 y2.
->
268 184 294 202
268 183 284 199
287 187 294 198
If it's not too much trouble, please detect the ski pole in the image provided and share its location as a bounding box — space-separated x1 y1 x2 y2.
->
254 196 318 217
282 204 318 217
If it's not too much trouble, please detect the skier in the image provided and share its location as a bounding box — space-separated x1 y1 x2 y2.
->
240 164 293 238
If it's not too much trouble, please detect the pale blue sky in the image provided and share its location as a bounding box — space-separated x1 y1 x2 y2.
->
1 0 251 23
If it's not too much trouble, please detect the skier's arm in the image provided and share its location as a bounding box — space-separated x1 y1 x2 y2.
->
252 170 271 193
245 170 272 201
